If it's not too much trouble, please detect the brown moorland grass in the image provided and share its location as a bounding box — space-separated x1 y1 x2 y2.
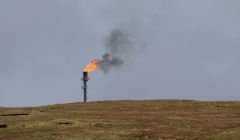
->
0 100 240 140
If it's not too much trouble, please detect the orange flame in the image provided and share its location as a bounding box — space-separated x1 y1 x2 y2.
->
84 59 99 72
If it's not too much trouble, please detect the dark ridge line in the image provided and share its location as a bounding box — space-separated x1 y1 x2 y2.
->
0 113 29 117
58 122 73 125
0 124 7 128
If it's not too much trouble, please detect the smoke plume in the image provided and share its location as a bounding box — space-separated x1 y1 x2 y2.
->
99 29 132 73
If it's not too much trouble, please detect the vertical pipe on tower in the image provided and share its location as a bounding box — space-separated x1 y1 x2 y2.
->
82 72 89 103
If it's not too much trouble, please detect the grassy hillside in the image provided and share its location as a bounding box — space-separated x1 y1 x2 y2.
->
0 100 240 140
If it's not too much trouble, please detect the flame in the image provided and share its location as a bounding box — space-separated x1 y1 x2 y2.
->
84 59 99 72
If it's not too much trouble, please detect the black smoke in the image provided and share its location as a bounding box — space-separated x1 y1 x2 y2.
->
99 29 132 73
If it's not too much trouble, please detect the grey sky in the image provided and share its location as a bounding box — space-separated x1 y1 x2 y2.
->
0 0 240 106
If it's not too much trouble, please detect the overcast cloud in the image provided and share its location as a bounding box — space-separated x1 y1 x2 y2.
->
0 0 240 106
